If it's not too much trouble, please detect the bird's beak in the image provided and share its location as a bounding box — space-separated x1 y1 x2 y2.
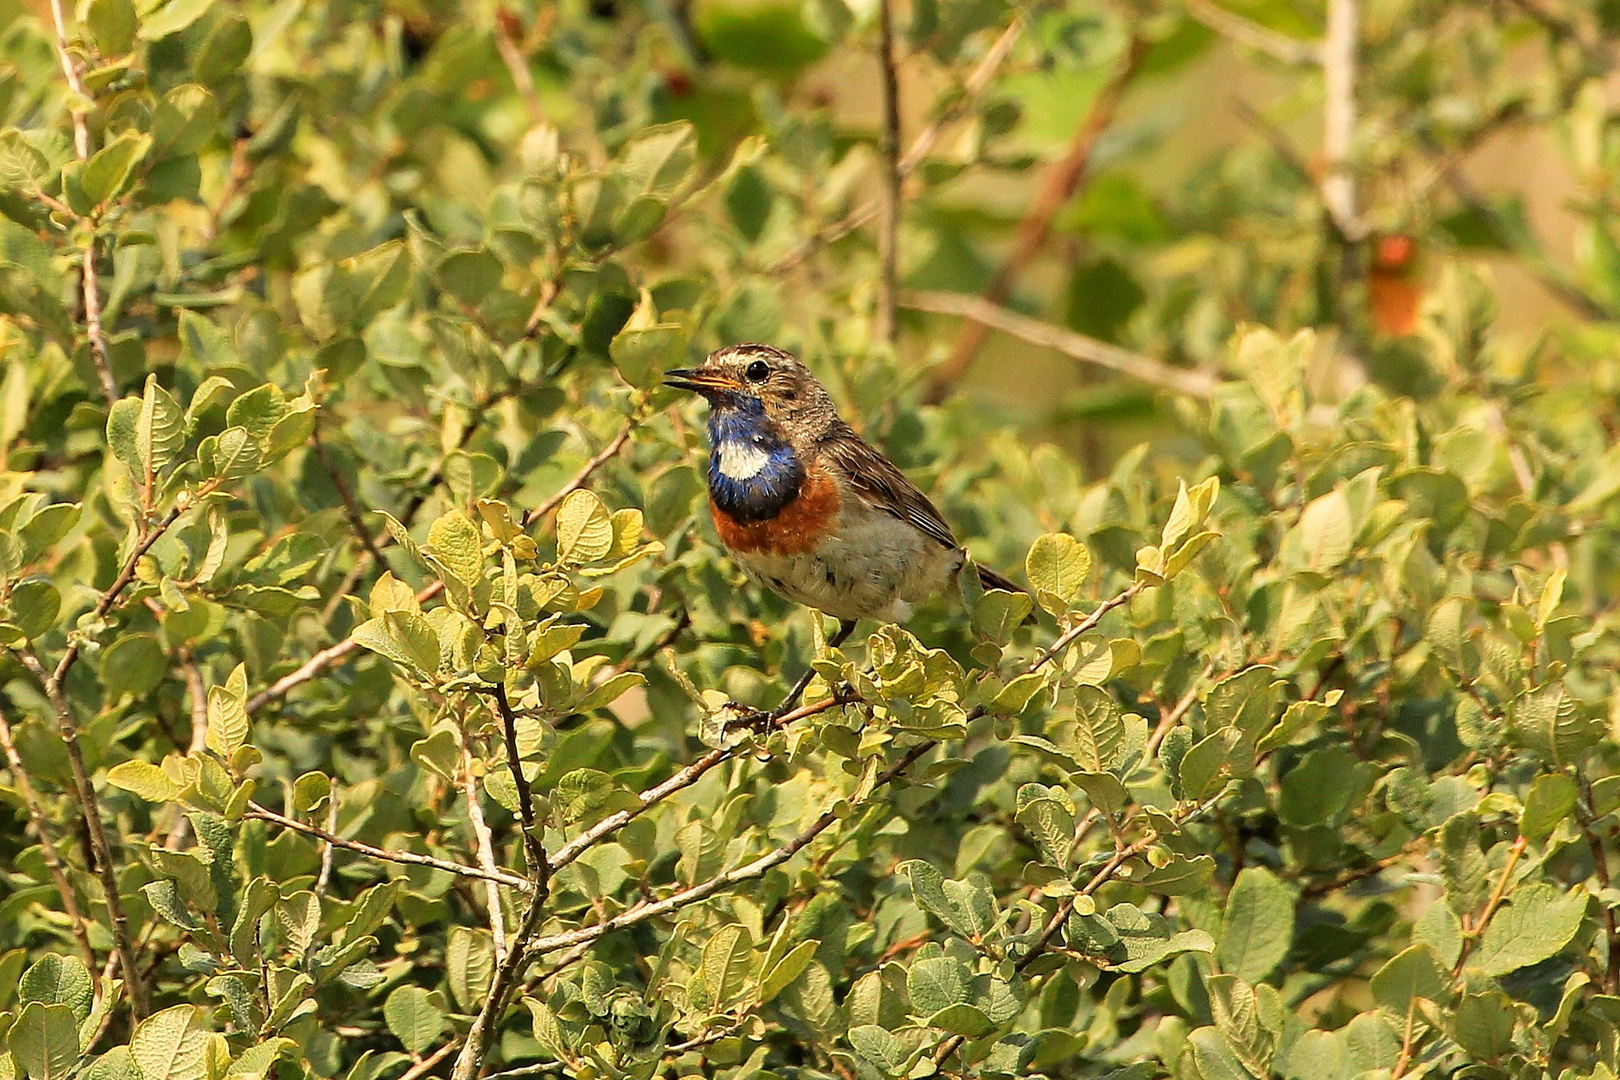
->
663 368 738 394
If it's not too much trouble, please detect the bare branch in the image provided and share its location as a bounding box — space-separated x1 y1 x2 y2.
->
494 8 550 125
54 504 184 688
46 0 118 406
527 741 935 957
246 581 446 714
16 649 148 1018
0 700 95 966
766 15 1024 276
164 655 211 851
1181 0 1321 64
875 0 902 344
546 690 848 875
314 791 341 900
312 427 387 566
902 291 1217 399
492 683 548 882
454 890 549 1080
243 801 535 892
922 36 1148 404
463 745 509 963
523 417 638 526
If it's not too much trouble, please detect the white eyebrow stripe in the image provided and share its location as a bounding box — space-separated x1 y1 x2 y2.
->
716 441 771 480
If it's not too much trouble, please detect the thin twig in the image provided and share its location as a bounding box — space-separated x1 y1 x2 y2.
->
545 688 850 875
494 9 548 125
902 291 1217 398
922 36 1147 404
165 655 211 850
46 0 117 406
875 0 902 345
934 792 1224 1067
0 700 96 966
453 889 549 1080
400 1037 462 1080
1145 666 1212 756
246 581 446 714
55 505 184 687
243 801 535 891
527 741 935 957
492 683 547 878
16 648 148 1019
312 427 386 565
1451 834 1527 978
463 744 510 963
1182 0 1321 64
314 792 341 900
523 417 638 526
767 15 1024 276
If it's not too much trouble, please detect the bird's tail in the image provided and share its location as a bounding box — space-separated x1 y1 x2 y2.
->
976 564 1023 596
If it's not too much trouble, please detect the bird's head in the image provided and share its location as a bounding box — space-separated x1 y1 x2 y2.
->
663 344 836 442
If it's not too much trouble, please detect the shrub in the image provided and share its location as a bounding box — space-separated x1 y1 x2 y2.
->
0 2 1617 1080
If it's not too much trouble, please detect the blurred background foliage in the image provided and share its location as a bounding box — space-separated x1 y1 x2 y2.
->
2 0 1620 1079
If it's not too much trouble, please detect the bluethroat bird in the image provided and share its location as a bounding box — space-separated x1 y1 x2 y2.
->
665 344 1025 716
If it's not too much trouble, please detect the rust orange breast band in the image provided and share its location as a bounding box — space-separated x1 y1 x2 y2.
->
710 463 842 555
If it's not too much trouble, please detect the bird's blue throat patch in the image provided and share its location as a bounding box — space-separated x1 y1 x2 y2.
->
706 399 804 523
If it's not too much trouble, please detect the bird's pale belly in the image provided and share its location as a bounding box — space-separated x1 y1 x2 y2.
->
729 500 962 623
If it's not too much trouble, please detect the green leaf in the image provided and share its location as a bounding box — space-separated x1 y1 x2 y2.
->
554 489 614 564
899 861 994 939
1216 867 1294 983
382 986 444 1056
550 767 615 823
200 427 263 483
1370 944 1447 1015
205 663 249 759
1452 991 1516 1061
86 0 137 56
1520 771 1577 844
972 588 1032 643
107 760 183 803
1298 489 1353 570
20 956 94 1023
699 923 751 1005
9 1002 80 1080
426 511 485 591
849 1025 909 1075
352 612 441 677
82 132 151 205
609 324 686 389
101 633 166 697
291 772 330 813
759 939 817 1004
1025 532 1090 614
445 927 493 1014
139 0 211 39
907 956 970 1015
434 249 504 305
224 1041 293 1080
1473 883 1586 976
1014 791 1074 866
617 122 697 195
11 578 61 640
130 1005 209 1080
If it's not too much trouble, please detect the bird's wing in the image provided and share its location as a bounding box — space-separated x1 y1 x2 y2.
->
818 423 960 551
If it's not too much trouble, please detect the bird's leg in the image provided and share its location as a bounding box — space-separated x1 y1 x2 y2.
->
727 619 858 731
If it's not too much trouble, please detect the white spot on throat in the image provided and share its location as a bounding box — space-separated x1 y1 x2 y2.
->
716 441 771 480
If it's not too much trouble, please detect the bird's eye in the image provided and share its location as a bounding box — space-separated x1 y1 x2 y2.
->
745 359 770 382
